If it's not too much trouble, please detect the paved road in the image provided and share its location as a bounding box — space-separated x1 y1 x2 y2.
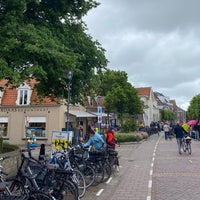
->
32 132 200 200
82 132 200 200
82 134 159 200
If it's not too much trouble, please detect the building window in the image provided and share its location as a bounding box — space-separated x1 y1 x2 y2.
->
25 117 46 138
27 123 46 138
0 117 8 137
0 123 8 137
16 83 31 106
20 90 28 105
89 97 93 106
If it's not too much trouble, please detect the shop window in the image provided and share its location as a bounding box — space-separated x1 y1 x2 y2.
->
26 122 46 138
0 123 8 137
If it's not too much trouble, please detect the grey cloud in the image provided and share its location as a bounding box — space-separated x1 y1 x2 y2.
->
84 0 200 110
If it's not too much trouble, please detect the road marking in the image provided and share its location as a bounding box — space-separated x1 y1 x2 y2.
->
147 196 151 200
189 159 192 163
96 189 104 196
146 135 161 200
148 180 152 188
106 177 112 184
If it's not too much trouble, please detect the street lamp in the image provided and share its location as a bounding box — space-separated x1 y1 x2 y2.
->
66 70 73 132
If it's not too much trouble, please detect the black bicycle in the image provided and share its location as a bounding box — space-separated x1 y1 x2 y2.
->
0 155 53 200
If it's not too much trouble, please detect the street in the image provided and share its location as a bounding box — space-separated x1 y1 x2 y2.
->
80 132 200 200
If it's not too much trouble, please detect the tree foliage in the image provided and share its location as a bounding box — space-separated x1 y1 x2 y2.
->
160 109 174 121
96 69 143 127
0 0 107 103
187 94 200 121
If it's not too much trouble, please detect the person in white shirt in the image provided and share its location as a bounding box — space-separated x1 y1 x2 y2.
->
163 122 171 140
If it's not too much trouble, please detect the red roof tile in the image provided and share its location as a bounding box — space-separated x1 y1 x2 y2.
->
0 79 58 106
136 87 152 100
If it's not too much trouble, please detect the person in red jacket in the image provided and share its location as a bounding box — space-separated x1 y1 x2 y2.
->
106 128 118 149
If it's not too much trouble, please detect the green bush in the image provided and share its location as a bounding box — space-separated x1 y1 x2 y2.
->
121 118 137 133
0 142 19 154
115 132 148 143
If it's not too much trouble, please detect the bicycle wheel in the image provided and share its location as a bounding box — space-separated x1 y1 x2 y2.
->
73 169 86 198
92 163 104 186
28 190 54 200
7 178 27 196
52 180 78 200
81 165 95 188
102 162 112 182
187 143 192 155
182 141 186 152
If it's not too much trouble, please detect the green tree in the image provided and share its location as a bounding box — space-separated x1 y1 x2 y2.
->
187 94 200 121
160 109 174 121
0 0 107 103
97 69 143 130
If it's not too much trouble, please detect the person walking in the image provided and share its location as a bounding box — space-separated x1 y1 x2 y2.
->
173 122 185 154
163 122 171 140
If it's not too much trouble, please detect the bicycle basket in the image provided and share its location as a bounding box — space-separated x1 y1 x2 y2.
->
186 138 192 143
89 149 106 161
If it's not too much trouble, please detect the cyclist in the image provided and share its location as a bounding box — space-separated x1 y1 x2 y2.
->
83 129 105 150
173 122 186 154
106 128 118 150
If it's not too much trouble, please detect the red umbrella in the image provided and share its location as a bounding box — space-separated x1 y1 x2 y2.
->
187 120 197 126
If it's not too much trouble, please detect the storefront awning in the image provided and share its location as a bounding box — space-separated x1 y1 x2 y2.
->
88 112 108 117
69 110 96 118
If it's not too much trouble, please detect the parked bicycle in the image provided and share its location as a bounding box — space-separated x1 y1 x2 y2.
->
0 155 53 200
14 148 79 200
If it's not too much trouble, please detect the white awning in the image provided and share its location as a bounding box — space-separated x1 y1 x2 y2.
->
29 117 46 123
88 112 108 117
0 117 8 123
69 110 96 118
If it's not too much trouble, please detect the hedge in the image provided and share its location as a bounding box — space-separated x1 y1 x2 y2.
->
115 132 148 143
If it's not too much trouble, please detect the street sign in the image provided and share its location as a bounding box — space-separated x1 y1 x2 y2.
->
98 116 102 123
25 116 30 127
97 106 102 115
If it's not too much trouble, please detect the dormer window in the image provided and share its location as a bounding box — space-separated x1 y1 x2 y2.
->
16 83 32 106
89 96 94 107
0 87 4 104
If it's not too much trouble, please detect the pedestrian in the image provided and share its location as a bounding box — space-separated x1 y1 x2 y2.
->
173 122 185 154
83 129 105 150
163 122 171 140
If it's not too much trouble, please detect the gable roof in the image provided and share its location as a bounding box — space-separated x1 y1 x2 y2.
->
0 79 58 106
136 87 152 100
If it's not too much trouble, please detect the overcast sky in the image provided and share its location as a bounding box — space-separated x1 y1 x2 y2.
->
83 0 200 111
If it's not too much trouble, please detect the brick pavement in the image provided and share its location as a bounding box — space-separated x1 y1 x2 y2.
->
152 134 200 200
30 133 200 200
84 134 160 200
30 135 159 200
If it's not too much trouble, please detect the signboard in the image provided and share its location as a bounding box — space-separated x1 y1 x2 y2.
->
25 115 30 127
50 131 73 158
98 116 102 123
97 106 102 115
97 106 102 123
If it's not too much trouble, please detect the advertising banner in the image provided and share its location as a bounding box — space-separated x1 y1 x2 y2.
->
50 131 73 158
